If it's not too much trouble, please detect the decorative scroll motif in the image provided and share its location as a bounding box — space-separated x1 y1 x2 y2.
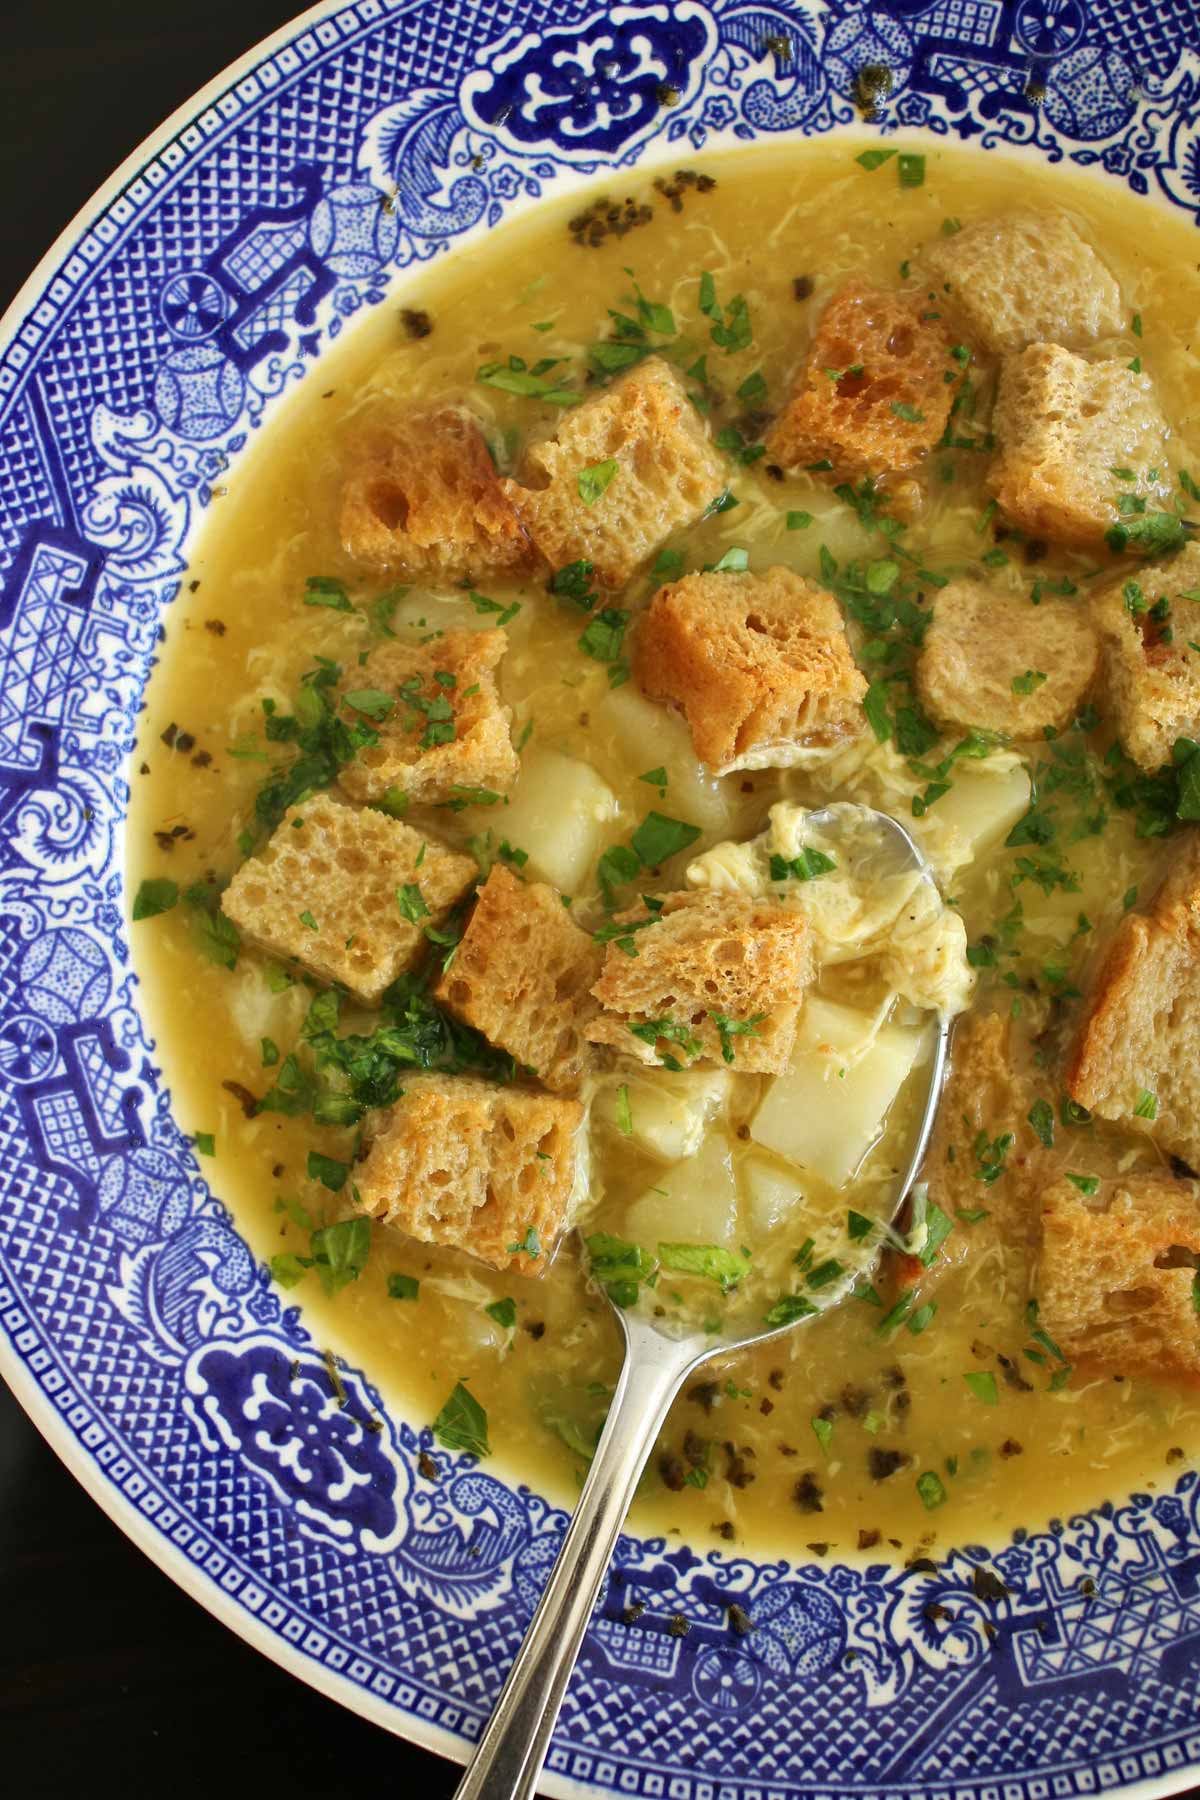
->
1 2 1200 1793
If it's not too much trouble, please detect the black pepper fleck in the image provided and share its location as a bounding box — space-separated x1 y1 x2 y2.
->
793 1471 824 1512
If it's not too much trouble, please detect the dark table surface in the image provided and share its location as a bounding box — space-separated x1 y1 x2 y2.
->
0 5 457 1792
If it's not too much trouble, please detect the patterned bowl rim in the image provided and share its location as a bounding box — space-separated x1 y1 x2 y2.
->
0 0 492 1768
2 4 1200 1795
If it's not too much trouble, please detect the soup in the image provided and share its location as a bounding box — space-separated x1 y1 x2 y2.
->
127 139 1200 1559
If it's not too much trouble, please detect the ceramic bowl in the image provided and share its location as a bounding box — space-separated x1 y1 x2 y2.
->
2 3 1200 1794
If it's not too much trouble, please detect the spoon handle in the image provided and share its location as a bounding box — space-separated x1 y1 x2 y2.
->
453 1327 695 1800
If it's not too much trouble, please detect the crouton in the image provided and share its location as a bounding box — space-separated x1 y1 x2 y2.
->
434 864 601 1093
340 404 532 582
916 579 1099 738
353 1073 582 1274
1090 543 1200 770
586 890 814 1072
1067 832 1200 1169
632 566 866 773
893 1011 1050 1299
337 628 518 807
764 280 959 479
1039 1174 1200 1381
923 211 1123 355
221 793 475 1004
989 345 1171 551
502 357 727 589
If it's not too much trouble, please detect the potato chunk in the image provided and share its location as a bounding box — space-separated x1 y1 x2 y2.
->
750 997 923 1188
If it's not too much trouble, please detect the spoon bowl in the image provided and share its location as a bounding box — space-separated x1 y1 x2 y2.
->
455 804 951 1800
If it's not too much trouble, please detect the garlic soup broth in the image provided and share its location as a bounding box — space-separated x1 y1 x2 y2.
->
128 142 1200 1557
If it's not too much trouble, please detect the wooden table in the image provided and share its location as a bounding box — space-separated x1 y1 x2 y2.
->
0 5 456 1790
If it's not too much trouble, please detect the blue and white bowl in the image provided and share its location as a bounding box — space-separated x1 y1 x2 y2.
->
3 2 1200 1793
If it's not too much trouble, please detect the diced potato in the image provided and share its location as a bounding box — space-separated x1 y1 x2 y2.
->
389 592 499 635
624 1133 739 1247
742 1153 806 1234
935 763 1031 858
742 1152 848 1247
464 748 616 892
598 683 738 835
751 996 923 1187
592 1069 730 1163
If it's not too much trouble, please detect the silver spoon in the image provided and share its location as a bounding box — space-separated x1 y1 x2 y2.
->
454 807 951 1800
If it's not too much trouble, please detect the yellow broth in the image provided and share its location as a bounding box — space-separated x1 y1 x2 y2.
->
127 139 1200 1559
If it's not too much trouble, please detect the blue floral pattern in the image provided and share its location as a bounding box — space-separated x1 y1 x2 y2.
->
1 0 1200 1792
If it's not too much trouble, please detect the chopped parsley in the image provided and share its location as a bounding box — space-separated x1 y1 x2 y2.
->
485 1297 517 1330
1027 1098 1055 1148
432 1381 491 1458
132 877 179 920
307 1149 349 1192
711 1011 766 1064
698 271 752 353
963 1371 998 1406
388 1272 420 1301
577 459 619 505
396 883 428 924
769 847 836 882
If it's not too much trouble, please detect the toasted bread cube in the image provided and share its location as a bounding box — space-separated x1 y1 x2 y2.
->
502 357 726 589
435 864 601 1093
916 578 1099 738
1067 833 1200 1169
1091 543 1200 770
923 211 1123 355
340 404 532 582
989 345 1171 551
633 566 866 774
586 890 814 1072
765 281 958 479
750 997 923 1189
221 793 476 1004
1040 1175 1200 1381
354 1074 581 1275
337 628 517 807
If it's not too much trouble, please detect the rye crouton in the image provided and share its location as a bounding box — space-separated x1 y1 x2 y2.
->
1040 1174 1200 1381
1091 543 1200 770
1067 833 1200 1170
586 890 814 1072
894 1011 1050 1300
340 404 532 582
916 579 1099 738
354 1074 582 1275
633 566 866 773
989 345 1172 551
503 356 726 589
221 793 476 1004
923 211 1123 355
435 864 601 1093
764 280 959 479
337 628 517 807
